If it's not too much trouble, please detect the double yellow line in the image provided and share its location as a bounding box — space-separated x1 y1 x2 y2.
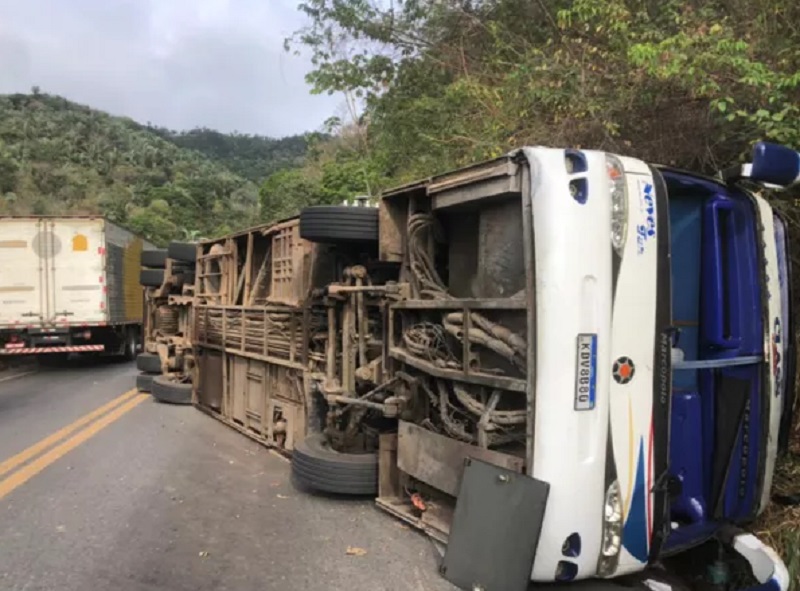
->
0 389 148 500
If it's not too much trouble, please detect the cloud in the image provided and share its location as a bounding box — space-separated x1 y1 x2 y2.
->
0 0 342 137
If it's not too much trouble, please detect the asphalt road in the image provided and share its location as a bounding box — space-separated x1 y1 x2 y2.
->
0 360 456 591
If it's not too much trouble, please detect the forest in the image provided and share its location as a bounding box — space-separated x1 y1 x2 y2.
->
0 92 312 245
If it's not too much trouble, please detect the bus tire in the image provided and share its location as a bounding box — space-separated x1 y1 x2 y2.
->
136 373 156 393
168 242 197 263
299 206 379 243
291 434 378 496
140 269 164 287
141 249 167 268
136 353 162 373
151 375 192 405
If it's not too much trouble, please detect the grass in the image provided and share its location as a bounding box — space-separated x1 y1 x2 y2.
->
753 419 800 590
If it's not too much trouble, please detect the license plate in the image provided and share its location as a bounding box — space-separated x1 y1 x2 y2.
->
575 334 597 411
4 343 24 349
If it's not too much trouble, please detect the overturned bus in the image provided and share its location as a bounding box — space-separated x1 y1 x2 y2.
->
191 142 796 590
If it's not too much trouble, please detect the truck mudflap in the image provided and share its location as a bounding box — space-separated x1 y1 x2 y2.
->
0 345 105 355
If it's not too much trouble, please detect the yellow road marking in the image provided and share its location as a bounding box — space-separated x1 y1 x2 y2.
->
0 388 139 478
0 393 148 500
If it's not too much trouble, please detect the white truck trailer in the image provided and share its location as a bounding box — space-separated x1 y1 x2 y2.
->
0 216 154 360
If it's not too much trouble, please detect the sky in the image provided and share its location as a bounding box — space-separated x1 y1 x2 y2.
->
0 0 343 137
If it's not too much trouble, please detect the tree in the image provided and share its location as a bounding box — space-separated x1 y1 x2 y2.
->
289 0 800 175
259 168 322 222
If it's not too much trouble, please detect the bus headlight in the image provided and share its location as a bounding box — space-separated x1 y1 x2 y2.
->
597 480 623 577
607 155 627 255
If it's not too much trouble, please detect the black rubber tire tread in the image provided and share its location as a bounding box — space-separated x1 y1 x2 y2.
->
141 249 167 268
151 375 192 405
168 241 197 263
140 269 165 287
291 434 378 495
136 353 162 373
136 373 156 392
299 206 379 243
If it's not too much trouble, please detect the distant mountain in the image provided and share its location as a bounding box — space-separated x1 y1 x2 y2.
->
146 126 317 184
0 92 310 245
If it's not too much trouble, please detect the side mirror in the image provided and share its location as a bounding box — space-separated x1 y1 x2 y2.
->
721 141 800 189
748 142 800 187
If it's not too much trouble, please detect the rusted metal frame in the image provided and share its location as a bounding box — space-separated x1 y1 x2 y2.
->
301 304 310 369
197 250 231 261
289 312 297 363
462 306 471 376
244 232 253 301
199 303 300 313
227 238 235 305
222 306 227 349
381 303 391 382
198 343 305 371
327 284 400 295
390 347 526 392
241 307 247 351
326 304 337 383
356 277 368 367
520 162 536 475
202 306 209 345
392 298 526 310
262 308 268 358
234 269 246 306
248 245 270 306
232 238 244 304
378 433 400 499
342 293 355 395
426 156 519 195
327 394 387 412
397 420 524 497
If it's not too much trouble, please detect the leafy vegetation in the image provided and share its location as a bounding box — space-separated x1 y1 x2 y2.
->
145 126 317 184
0 92 310 245
284 0 800 189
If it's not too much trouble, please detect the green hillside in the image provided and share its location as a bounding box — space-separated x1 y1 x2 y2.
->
0 92 309 245
146 126 315 184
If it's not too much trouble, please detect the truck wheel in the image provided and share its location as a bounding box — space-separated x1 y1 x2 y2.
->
151 375 192 405
136 373 156 393
168 241 197 263
141 249 167 268
291 434 378 495
299 206 379 243
136 353 162 373
120 329 139 362
140 269 164 287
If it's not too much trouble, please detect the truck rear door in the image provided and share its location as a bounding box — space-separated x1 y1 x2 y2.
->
0 218 46 326
47 218 106 325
